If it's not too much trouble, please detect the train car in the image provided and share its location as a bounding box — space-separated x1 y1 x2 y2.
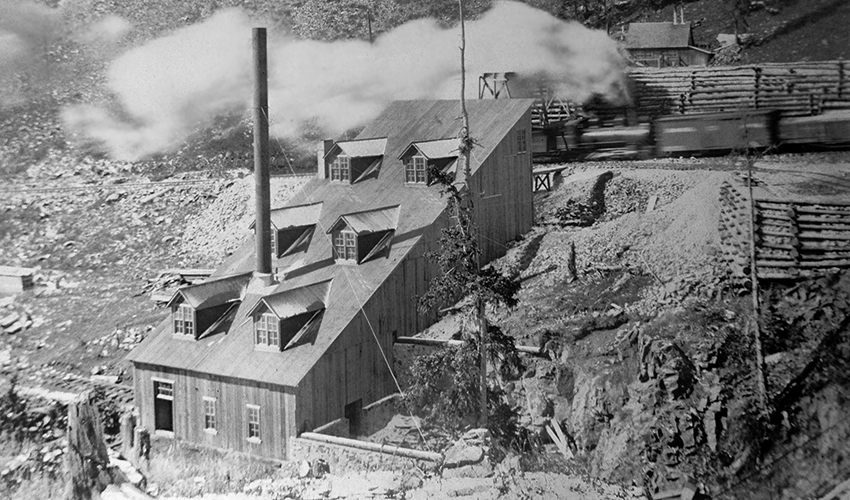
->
779 110 850 147
654 110 779 156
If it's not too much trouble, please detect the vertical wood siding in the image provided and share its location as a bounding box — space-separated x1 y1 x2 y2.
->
134 365 293 459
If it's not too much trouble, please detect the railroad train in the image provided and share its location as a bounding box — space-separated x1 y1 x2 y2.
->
531 109 850 162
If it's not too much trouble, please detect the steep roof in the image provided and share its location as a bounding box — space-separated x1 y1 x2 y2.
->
249 202 323 230
128 99 535 387
248 279 332 319
326 137 387 158
626 22 693 49
166 272 252 310
327 206 399 235
399 138 459 160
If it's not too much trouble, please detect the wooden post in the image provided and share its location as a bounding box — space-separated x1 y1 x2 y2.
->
746 155 767 416
119 412 135 462
133 427 151 475
64 391 111 500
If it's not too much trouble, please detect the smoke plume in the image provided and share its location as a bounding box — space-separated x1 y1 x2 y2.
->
63 1 627 161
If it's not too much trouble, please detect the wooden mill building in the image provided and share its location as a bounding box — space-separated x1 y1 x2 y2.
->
127 99 535 459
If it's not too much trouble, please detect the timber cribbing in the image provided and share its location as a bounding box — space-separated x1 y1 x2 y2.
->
628 60 850 118
718 181 850 281
754 198 850 280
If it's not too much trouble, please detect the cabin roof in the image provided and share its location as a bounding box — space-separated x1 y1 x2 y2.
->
626 22 693 49
128 99 535 387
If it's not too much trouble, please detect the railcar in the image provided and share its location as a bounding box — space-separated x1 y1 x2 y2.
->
654 110 778 156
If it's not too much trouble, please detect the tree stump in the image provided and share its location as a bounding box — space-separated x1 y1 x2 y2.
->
64 390 111 500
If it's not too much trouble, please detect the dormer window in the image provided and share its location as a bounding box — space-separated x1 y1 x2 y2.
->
398 138 458 186
250 202 322 259
167 272 252 340
248 280 331 352
333 229 357 261
331 155 350 182
324 138 387 184
327 206 399 265
405 156 428 184
255 312 280 347
173 304 195 337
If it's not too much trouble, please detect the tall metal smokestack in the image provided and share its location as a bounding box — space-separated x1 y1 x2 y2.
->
253 27 272 279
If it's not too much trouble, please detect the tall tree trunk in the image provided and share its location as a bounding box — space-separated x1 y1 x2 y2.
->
457 0 487 428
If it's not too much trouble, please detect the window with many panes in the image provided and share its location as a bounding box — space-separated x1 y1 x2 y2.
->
405 156 427 184
516 129 527 154
203 397 216 432
155 380 174 399
173 304 194 337
247 405 260 441
255 313 279 348
333 230 357 261
330 155 350 182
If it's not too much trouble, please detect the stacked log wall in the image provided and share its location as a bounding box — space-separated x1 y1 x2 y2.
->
627 60 850 118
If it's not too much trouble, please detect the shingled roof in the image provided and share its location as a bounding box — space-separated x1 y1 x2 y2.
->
128 99 535 387
626 22 694 49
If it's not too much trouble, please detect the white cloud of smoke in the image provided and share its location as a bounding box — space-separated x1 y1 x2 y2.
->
63 1 627 161
0 0 60 107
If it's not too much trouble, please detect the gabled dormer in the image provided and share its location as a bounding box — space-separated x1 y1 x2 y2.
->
323 137 387 183
398 138 459 186
250 202 322 258
166 272 252 340
247 279 331 351
326 206 399 265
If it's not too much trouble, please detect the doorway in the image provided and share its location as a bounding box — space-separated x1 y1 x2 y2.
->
344 399 362 437
153 380 174 432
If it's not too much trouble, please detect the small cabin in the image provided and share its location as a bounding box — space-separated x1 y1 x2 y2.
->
625 22 712 67
0 266 34 294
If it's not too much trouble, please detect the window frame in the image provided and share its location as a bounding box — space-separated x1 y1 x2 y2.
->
203 397 217 434
254 312 280 350
404 155 428 185
330 155 351 182
333 229 358 262
246 404 261 443
153 379 174 400
173 303 195 338
516 128 528 154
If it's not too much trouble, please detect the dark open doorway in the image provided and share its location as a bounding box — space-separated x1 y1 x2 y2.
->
344 399 362 437
154 380 174 432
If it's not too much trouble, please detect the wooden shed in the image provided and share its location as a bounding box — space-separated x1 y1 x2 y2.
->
625 22 712 68
127 99 535 459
